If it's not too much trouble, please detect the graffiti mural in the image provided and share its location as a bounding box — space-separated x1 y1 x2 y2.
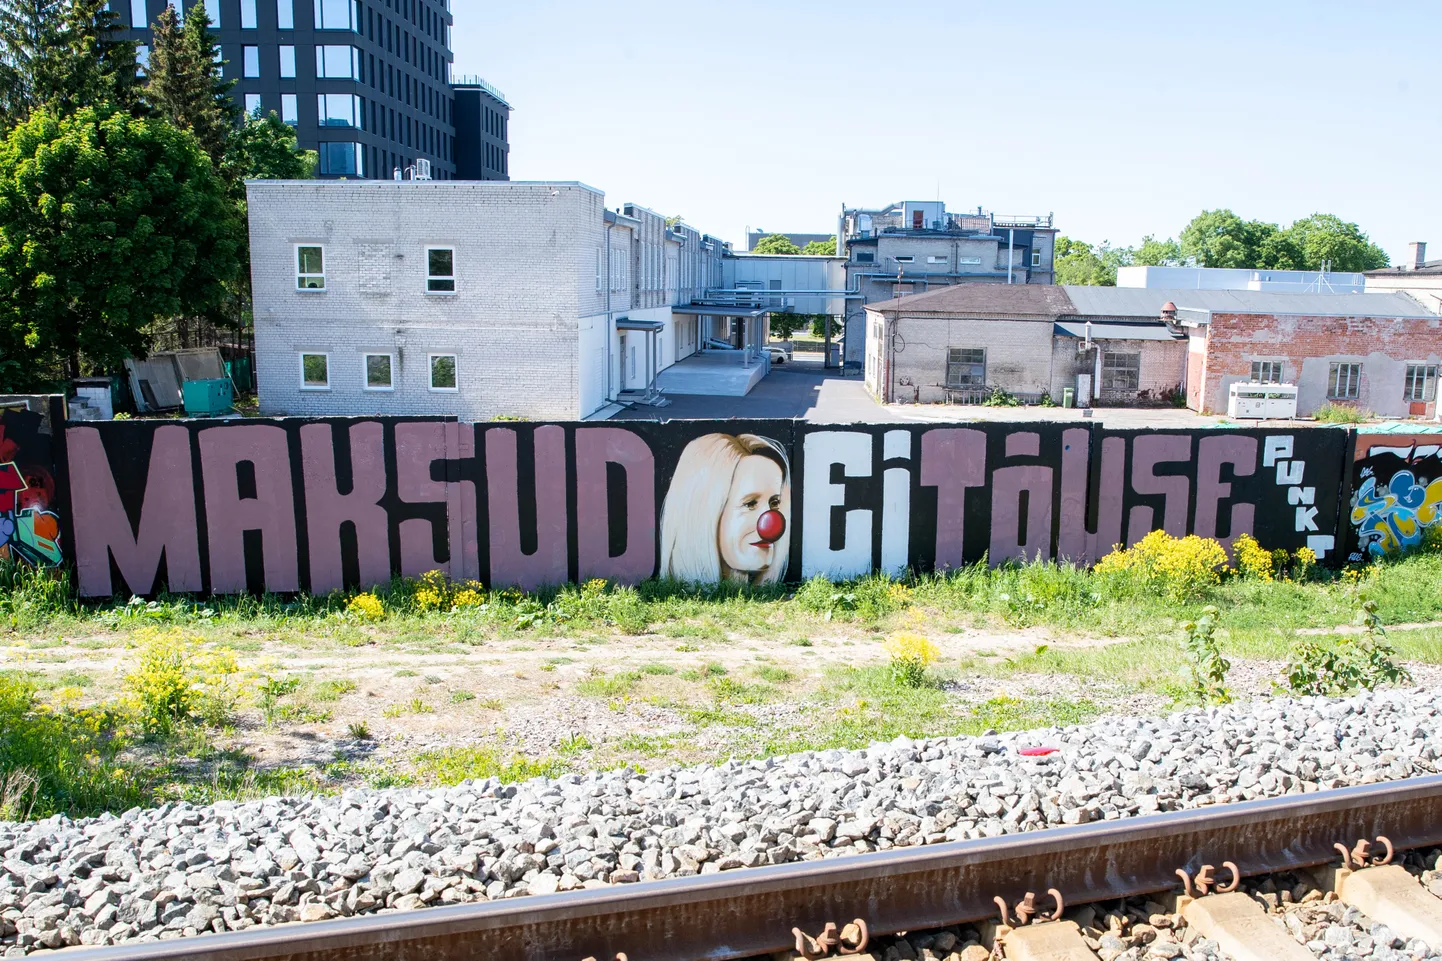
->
0 404 63 567
60 416 1349 597
1348 435 1442 560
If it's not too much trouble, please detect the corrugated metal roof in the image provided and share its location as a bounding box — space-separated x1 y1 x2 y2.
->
1053 321 1184 341
1062 287 1437 319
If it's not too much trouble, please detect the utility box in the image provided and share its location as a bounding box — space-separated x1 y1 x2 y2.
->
182 378 233 416
1075 374 1093 408
1227 382 1297 420
1062 387 1075 408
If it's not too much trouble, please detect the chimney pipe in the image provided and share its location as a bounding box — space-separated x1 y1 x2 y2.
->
1410 242 1427 270
1160 301 1178 324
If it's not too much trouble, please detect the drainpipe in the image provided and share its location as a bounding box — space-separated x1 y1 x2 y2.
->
1007 228 1015 284
605 220 615 401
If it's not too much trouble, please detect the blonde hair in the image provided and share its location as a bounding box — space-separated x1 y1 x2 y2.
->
659 433 791 585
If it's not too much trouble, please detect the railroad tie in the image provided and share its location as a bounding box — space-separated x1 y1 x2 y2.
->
999 920 1098 961
1336 864 1442 946
1180 891 1314 961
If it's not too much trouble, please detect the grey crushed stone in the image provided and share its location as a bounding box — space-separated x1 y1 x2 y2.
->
3 687 1442 955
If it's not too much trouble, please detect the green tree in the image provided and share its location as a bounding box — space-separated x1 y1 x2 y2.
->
1283 213 1389 272
768 312 806 340
1178 209 1270 268
0 107 243 386
752 233 801 255
144 1 237 168
223 109 316 185
1055 236 1130 286
1133 234 1182 267
33 0 140 120
802 236 837 256
0 0 63 125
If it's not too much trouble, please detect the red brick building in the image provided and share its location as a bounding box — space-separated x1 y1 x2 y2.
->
1176 293 1440 417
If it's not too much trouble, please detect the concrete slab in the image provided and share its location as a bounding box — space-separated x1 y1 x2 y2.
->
1001 921 1098 961
1182 892 1313 961
655 353 766 397
1339 865 1442 946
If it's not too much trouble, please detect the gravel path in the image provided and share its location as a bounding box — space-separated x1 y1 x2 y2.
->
3 687 1441 956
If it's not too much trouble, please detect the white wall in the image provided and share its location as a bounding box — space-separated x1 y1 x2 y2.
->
722 255 847 314
1117 265 1365 293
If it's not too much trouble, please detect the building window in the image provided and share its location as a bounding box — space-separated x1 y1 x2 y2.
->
240 0 257 27
855 251 874 264
363 353 393 390
281 93 297 124
1251 360 1284 383
131 0 147 26
1404 364 1437 402
429 354 457 391
927 255 948 264
317 93 359 126
318 142 362 175
1328 362 1361 400
276 0 293 27
243 45 259 77
316 44 358 78
1031 250 1041 267
314 0 357 29
945 348 985 388
136 44 150 73
296 245 324 289
894 255 914 263
426 247 455 292
279 44 295 77
1102 352 1141 392
300 353 329 389
244 93 261 115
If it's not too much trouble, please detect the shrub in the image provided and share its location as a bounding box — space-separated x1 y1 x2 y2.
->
1282 600 1411 696
1314 402 1371 424
607 586 650 634
1094 531 1229 600
883 631 939 688
346 592 385 620
1292 547 1318 582
795 574 912 622
0 562 71 629
123 629 200 738
1180 606 1230 704
1232 534 1274 582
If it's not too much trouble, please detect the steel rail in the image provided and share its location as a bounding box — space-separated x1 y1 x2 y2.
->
57 774 1442 961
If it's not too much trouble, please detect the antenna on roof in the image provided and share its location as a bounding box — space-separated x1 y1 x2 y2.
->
1307 260 1336 294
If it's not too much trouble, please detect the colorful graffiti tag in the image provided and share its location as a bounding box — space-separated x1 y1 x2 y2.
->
0 406 62 567
1349 436 1442 559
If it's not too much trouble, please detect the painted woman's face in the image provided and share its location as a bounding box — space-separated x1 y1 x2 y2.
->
718 455 785 574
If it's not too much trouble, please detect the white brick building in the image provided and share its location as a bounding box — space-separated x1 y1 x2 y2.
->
246 181 729 420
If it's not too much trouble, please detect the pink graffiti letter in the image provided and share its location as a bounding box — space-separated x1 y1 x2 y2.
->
919 428 986 569
1194 435 1258 553
301 421 391 594
486 426 569 590
199 425 299 593
575 428 656 584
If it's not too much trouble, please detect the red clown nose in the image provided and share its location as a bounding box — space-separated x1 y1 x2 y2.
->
755 509 786 543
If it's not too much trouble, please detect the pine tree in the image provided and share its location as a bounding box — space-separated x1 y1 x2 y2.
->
0 0 65 125
31 0 141 119
145 1 237 167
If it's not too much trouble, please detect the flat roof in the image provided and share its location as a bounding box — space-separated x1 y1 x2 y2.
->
1064 286 1437 320
1053 321 1184 341
672 305 771 317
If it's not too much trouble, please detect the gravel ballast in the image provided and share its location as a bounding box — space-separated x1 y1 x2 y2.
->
3 688 1441 956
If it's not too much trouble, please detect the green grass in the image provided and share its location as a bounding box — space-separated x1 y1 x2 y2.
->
575 670 642 698
411 747 564 785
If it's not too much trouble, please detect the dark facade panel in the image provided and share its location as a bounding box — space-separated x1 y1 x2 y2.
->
452 84 509 180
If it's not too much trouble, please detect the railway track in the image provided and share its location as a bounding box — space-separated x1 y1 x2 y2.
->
45 774 1442 961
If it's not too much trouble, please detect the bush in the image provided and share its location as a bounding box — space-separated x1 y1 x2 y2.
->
0 562 71 630
1094 531 1229 600
1233 534 1274 582
795 574 912 622
123 629 201 738
1313 402 1371 424
1281 601 1411 696
607 586 650 634
883 631 939 687
346 591 385 620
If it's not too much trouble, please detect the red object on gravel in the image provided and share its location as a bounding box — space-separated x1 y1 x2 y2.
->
1017 746 1058 756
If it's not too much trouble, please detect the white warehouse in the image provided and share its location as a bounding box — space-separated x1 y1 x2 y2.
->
246 180 760 421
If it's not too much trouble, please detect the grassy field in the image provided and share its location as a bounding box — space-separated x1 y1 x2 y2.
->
2 541 1440 821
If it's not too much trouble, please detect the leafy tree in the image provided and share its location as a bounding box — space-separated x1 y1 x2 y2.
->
0 0 139 127
1178 209 1267 268
752 233 801 255
802 236 837 256
223 109 316 185
1133 234 1182 267
1283 213 1389 272
768 312 806 340
0 107 243 386
1055 236 1130 286
145 1 238 168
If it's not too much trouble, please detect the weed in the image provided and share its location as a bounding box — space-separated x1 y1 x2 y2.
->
675 643 700 652
753 665 794 683
1094 531 1229 600
1314 402 1371 425
639 663 677 676
411 747 563 785
313 678 358 701
557 731 593 755
449 689 477 703
1180 606 1231 705
346 592 385 621
789 637 813 647
255 675 301 727
883 632 939 688
1282 600 1412 695
346 721 371 739
680 661 728 681
394 669 418 677
382 696 434 717
575 670 641 698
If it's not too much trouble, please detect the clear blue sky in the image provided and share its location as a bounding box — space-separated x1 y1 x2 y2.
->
453 0 1439 265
